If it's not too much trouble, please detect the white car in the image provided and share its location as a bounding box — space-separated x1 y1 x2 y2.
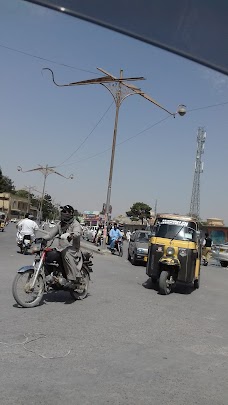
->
211 243 228 267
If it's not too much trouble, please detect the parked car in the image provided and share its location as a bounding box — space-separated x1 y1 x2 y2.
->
211 243 228 267
127 230 151 265
10 218 17 223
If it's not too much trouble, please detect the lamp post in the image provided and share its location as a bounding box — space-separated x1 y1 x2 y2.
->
43 67 186 248
96 68 186 248
18 165 73 223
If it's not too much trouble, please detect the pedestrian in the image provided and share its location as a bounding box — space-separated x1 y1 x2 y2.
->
202 232 213 265
126 230 131 242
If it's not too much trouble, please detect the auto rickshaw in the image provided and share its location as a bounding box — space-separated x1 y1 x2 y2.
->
0 212 6 232
146 213 201 295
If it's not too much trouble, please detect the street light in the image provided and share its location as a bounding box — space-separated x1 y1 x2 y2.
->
43 67 186 247
17 165 73 222
95 68 187 247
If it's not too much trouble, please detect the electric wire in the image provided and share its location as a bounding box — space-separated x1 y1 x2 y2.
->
58 98 228 169
56 100 114 167
0 43 99 75
187 100 228 112
59 115 171 168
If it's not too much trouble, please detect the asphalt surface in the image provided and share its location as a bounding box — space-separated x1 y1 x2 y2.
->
0 224 228 405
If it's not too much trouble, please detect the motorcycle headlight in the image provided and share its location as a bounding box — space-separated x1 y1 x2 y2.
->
166 246 175 256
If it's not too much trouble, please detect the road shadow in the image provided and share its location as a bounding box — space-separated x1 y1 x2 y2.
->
142 277 159 291
16 250 33 255
12 290 86 308
142 277 194 295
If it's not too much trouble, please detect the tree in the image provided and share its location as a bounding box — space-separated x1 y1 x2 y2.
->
0 167 15 193
42 194 57 220
126 202 152 225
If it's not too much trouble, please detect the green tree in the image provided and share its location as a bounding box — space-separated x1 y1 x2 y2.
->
0 167 15 193
126 202 152 225
42 194 56 220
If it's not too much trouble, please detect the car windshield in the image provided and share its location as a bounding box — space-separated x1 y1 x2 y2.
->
153 219 197 241
135 232 150 242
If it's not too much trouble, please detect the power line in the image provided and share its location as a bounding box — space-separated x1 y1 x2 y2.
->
188 100 228 112
54 96 228 169
0 43 99 75
56 101 114 167
60 115 171 168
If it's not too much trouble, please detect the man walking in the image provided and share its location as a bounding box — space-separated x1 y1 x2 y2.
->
202 232 213 265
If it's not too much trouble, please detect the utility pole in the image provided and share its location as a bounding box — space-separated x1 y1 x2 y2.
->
154 199 158 216
43 66 187 248
18 165 73 223
23 185 40 213
189 127 206 218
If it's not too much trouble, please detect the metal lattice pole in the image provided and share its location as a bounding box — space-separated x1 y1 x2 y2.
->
189 127 206 218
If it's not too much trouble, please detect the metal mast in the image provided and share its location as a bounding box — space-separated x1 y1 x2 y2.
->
189 127 206 218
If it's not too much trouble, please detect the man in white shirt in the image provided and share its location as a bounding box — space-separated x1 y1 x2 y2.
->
16 213 39 243
126 230 131 242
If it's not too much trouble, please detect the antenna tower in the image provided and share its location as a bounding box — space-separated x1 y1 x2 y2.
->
189 127 206 218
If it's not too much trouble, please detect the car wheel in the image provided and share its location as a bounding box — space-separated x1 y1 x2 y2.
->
220 261 228 267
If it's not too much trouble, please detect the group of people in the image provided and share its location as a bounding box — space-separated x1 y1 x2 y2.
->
15 206 214 289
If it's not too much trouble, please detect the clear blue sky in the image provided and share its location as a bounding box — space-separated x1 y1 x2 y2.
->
1 1 228 222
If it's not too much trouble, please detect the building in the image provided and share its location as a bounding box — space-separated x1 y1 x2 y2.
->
83 211 102 227
0 192 38 220
206 218 224 227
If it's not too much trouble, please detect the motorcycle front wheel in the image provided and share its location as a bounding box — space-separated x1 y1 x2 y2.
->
70 266 89 301
12 270 44 308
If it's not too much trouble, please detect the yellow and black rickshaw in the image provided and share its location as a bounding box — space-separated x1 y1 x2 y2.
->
146 213 201 295
0 212 6 232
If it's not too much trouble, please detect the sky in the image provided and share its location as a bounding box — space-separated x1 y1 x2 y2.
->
0 1 228 222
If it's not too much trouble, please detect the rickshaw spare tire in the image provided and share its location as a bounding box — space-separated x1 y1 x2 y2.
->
159 270 172 295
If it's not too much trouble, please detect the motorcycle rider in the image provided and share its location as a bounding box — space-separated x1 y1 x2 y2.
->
16 213 39 244
42 205 82 288
109 223 122 251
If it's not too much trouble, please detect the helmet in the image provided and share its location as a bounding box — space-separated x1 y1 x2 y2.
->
60 205 74 223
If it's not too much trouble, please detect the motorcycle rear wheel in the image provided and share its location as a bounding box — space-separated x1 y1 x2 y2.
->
12 270 44 308
70 267 89 301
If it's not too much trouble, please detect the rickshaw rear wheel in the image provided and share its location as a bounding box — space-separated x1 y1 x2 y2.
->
194 272 200 289
159 270 173 295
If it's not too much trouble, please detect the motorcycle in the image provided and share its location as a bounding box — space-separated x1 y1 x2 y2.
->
111 238 123 257
17 234 32 255
12 238 93 308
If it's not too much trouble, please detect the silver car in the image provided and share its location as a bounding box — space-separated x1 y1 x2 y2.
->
127 230 150 265
211 243 228 267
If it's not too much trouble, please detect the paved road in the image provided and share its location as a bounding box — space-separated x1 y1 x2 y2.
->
0 224 228 405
